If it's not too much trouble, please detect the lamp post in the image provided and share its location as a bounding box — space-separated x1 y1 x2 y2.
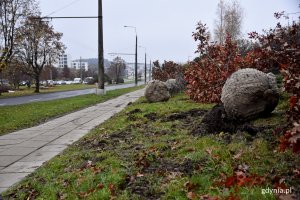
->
124 26 138 86
139 46 147 84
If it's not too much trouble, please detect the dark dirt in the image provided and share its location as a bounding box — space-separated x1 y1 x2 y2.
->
121 176 164 200
127 108 142 115
190 104 271 137
161 108 207 122
144 112 158 121
126 109 143 121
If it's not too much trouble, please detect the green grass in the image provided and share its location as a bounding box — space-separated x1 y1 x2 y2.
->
0 85 144 136
3 92 299 199
0 81 137 99
0 84 96 98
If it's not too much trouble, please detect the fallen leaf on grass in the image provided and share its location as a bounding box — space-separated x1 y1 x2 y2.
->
199 194 219 200
136 172 144 177
109 183 116 197
233 150 243 160
78 183 105 199
205 148 213 155
184 181 198 191
187 191 197 200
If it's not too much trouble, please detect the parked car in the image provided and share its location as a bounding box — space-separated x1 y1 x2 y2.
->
56 80 66 85
73 78 82 84
83 77 95 84
46 80 54 86
65 80 73 85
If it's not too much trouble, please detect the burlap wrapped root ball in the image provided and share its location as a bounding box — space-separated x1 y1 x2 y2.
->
145 80 170 103
165 79 181 96
221 68 279 120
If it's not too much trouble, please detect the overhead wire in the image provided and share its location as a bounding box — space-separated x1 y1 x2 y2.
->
45 0 82 17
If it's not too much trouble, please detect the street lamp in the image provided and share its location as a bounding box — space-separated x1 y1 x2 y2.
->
124 25 138 86
139 46 147 84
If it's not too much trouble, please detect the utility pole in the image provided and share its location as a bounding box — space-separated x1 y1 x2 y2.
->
124 26 138 86
135 34 138 86
149 60 152 81
97 0 105 94
144 52 146 84
80 56 82 81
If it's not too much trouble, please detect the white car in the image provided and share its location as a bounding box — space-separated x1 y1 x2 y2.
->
65 81 73 85
73 78 82 84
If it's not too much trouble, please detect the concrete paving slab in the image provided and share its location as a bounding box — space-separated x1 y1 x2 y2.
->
0 133 39 140
19 150 60 162
1 161 45 173
0 147 37 156
30 134 60 142
42 126 76 136
0 156 22 167
0 173 30 187
0 139 25 146
0 167 4 171
14 140 48 148
38 144 68 152
48 132 86 145
10 128 49 135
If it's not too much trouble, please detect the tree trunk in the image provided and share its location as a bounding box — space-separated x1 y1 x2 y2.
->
35 75 40 93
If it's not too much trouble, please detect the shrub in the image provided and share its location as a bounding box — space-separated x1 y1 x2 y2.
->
185 22 246 103
152 60 185 82
247 12 299 152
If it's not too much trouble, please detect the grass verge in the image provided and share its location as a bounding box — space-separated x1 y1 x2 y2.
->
0 85 144 136
0 81 137 99
3 92 299 199
0 84 96 98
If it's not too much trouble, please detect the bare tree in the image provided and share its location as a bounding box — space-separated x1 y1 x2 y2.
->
16 16 65 93
107 56 126 84
0 0 34 71
214 0 226 44
224 0 243 40
214 0 243 43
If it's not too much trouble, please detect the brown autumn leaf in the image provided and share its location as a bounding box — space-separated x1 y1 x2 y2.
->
184 181 198 191
187 191 197 200
205 148 213 155
136 172 144 177
233 150 243 160
199 194 219 200
109 183 116 196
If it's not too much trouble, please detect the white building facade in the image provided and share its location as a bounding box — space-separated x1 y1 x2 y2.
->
58 54 72 68
71 61 89 71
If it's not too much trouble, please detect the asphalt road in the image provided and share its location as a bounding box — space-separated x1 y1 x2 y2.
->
0 82 144 106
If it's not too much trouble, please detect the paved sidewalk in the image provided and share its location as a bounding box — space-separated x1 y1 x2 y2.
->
0 89 145 193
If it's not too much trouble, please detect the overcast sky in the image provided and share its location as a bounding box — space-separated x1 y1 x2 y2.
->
39 0 299 63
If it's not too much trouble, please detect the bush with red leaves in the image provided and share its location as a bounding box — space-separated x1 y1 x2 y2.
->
185 22 246 103
248 12 300 153
152 60 185 82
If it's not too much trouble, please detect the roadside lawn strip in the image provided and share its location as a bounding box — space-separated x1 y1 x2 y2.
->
3 92 299 199
0 85 144 136
0 81 136 99
0 84 96 99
